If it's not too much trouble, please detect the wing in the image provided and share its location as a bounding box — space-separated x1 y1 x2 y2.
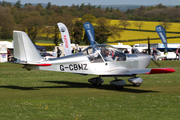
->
100 67 175 76
144 68 175 74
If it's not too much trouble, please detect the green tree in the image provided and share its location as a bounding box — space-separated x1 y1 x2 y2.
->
35 4 46 16
81 14 96 23
95 17 122 43
175 5 180 8
13 0 22 9
47 14 60 45
119 15 131 29
48 5 62 14
156 3 167 9
10 7 24 24
133 21 144 30
105 7 109 13
72 21 83 44
47 13 74 45
46 2 51 9
95 25 109 43
159 19 172 30
111 9 121 19
0 7 14 39
109 7 114 12
79 3 85 11
41 26 53 40
22 4 35 12
21 16 44 43
0 1 12 7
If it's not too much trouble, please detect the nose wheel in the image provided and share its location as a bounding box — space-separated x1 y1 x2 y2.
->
128 77 143 87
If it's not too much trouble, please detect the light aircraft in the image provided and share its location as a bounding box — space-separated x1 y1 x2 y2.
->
11 31 175 89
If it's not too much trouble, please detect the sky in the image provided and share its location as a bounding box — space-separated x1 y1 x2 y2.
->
6 0 180 6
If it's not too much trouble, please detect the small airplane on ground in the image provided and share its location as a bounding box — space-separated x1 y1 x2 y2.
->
11 31 175 89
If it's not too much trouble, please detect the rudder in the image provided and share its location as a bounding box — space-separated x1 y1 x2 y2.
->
13 31 42 63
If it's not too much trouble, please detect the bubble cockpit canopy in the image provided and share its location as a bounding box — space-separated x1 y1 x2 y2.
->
82 44 126 63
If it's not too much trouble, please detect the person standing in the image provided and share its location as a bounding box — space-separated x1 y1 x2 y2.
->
7 49 12 61
52 49 56 57
57 47 62 58
176 48 180 60
142 50 147 54
124 49 129 54
164 49 167 60
75 44 82 53
153 48 157 61
131 49 135 54
72 48 76 54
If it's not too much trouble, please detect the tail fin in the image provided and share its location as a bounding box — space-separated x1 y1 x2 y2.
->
13 31 42 63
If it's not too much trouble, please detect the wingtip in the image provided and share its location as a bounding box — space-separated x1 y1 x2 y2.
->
148 68 175 74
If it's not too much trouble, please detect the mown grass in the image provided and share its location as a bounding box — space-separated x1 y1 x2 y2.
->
0 61 180 120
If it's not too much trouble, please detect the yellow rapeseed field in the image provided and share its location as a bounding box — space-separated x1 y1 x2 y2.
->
35 43 56 46
108 20 180 45
108 30 180 41
110 20 180 32
110 38 180 46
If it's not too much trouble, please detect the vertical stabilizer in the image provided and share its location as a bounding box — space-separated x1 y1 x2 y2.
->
13 31 42 63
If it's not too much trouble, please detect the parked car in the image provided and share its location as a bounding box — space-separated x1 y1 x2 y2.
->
40 53 56 60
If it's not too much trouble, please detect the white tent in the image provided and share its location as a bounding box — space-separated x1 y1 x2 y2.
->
0 41 13 49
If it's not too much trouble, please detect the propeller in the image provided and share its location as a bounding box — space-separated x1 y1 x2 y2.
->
152 59 161 67
149 53 161 67
147 37 161 67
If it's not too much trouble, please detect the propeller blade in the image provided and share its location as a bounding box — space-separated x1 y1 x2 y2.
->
152 59 161 67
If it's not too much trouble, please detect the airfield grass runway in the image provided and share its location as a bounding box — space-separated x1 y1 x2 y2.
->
0 61 180 120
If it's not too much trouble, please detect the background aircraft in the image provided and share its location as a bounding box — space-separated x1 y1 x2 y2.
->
11 31 175 89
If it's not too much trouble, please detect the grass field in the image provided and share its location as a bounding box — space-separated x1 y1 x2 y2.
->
0 61 180 120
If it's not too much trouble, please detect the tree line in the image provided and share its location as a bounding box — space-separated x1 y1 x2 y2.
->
125 3 180 22
0 1 179 45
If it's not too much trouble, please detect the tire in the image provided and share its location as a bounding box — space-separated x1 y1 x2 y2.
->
93 83 102 86
133 83 141 87
115 86 124 89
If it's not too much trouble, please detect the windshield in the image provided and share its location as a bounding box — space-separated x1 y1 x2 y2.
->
139 44 148 47
82 44 126 62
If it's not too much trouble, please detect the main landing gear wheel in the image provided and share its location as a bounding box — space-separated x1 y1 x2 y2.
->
94 83 102 86
133 83 141 87
115 86 124 89
88 77 104 86
109 79 126 89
